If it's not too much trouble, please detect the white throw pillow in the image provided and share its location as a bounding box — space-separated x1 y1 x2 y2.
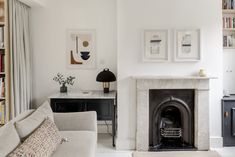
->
15 101 54 139
0 122 21 157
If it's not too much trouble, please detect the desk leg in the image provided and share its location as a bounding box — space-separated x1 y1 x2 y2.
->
112 100 116 147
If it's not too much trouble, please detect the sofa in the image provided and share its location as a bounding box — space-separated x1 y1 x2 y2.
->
52 112 97 157
0 101 97 157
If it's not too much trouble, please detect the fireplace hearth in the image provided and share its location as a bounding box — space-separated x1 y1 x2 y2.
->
149 89 195 151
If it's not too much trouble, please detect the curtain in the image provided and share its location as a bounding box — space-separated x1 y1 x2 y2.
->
9 0 32 117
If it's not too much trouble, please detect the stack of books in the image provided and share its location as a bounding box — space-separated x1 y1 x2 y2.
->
223 17 235 28
0 101 5 125
223 0 235 9
223 35 235 47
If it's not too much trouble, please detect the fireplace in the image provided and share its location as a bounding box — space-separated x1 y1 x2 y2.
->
135 76 211 151
149 89 195 151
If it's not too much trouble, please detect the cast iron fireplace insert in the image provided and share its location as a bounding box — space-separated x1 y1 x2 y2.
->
149 89 195 151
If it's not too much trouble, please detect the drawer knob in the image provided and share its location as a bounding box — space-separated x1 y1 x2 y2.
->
224 111 229 117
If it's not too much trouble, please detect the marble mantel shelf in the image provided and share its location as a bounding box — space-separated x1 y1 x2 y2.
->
132 75 217 80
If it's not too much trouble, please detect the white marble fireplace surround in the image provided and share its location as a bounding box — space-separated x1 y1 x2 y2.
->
134 76 214 151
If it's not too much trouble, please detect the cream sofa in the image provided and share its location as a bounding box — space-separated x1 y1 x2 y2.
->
0 108 97 157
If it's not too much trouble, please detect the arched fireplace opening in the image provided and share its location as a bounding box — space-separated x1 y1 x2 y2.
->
149 89 195 151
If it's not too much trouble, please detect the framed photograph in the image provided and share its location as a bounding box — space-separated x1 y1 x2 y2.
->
67 29 96 69
174 29 201 62
143 29 169 62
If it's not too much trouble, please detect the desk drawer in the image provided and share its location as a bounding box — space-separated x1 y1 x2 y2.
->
50 99 85 112
50 99 114 121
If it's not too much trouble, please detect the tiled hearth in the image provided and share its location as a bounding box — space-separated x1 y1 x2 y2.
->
134 76 213 151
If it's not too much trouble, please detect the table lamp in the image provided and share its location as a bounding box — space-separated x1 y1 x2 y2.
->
96 68 116 93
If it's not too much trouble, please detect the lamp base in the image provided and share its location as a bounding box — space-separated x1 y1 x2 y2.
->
103 82 110 93
103 88 109 93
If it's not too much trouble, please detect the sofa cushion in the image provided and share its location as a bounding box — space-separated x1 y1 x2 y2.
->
54 112 97 131
11 110 35 124
8 118 62 157
15 101 54 139
51 131 96 157
0 122 20 157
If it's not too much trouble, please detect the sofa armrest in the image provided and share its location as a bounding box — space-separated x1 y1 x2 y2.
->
53 111 97 132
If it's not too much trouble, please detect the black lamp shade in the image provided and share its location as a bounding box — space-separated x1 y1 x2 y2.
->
96 69 116 93
96 68 116 82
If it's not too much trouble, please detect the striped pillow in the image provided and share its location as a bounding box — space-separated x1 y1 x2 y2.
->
8 118 62 157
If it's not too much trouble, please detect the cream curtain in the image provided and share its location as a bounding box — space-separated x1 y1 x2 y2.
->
9 0 32 117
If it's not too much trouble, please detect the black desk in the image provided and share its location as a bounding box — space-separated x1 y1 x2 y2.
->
49 91 117 147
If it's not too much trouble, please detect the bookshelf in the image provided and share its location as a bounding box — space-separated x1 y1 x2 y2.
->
223 9 235 14
222 1 235 49
224 28 235 31
224 46 235 49
0 0 9 125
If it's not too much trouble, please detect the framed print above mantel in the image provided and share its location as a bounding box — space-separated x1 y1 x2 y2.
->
143 29 169 62
67 29 96 69
174 29 201 62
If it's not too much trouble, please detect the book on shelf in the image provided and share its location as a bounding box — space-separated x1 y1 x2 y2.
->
223 17 235 28
0 100 5 125
0 77 5 98
0 26 3 48
223 0 235 9
0 53 4 72
223 35 235 47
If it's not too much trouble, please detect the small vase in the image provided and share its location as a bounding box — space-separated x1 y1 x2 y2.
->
60 84 67 93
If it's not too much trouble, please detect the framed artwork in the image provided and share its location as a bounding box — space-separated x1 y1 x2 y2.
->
143 29 169 62
67 29 96 69
174 29 201 62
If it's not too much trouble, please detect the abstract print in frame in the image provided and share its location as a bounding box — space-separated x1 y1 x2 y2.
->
143 29 169 62
174 29 201 62
67 30 96 69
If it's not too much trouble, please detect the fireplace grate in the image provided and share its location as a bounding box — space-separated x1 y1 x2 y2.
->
160 128 182 138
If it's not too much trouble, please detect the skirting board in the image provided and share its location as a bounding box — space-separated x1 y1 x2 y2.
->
116 138 136 150
210 136 223 148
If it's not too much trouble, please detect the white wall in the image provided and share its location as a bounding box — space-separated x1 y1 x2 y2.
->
31 0 224 150
31 0 117 105
117 0 223 149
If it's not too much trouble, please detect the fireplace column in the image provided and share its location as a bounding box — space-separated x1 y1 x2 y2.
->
195 89 209 150
136 89 149 151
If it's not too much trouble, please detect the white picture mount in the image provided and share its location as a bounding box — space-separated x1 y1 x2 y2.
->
174 29 201 62
142 29 170 62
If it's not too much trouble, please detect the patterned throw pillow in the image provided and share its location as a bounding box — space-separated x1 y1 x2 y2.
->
8 118 62 157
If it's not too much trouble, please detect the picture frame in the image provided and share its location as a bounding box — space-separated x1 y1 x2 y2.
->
143 29 169 62
67 29 96 69
174 29 201 62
